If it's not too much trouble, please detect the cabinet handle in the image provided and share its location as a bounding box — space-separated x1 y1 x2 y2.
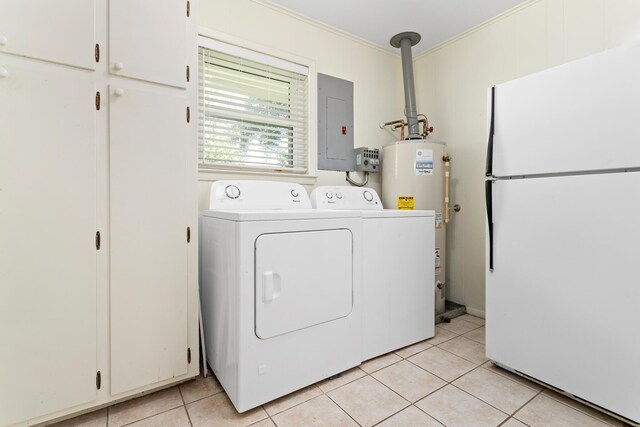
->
114 88 125 97
113 62 124 71
0 35 7 46
0 66 8 79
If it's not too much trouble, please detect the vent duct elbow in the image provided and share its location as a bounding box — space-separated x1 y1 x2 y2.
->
390 32 421 140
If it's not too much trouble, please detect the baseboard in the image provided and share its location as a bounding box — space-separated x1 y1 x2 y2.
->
465 307 486 318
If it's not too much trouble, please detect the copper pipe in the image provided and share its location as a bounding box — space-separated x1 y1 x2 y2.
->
380 115 433 140
392 122 405 140
418 114 434 138
379 119 406 129
443 154 460 224
444 155 451 224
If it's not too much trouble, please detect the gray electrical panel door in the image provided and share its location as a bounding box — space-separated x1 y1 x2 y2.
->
318 73 354 171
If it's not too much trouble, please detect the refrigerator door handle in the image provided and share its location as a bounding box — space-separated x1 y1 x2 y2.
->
485 86 496 271
486 85 496 177
486 178 495 271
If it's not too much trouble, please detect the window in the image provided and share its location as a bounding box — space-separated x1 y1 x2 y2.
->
198 38 309 173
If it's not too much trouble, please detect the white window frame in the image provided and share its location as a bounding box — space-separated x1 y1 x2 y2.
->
197 27 317 185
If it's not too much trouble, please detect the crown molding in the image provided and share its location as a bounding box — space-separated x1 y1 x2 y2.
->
251 0 399 58
414 0 541 61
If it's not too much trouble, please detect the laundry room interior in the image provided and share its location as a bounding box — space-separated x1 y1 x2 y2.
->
2 0 640 426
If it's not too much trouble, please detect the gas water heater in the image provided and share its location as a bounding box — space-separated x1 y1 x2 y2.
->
380 32 460 316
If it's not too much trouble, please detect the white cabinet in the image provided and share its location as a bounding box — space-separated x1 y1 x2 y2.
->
109 85 189 395
109 0 187 87
0 0 197 425
0 0 96 69
0 54 97 426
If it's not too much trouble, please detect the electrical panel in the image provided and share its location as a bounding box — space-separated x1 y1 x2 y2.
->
318 73 354 171
354 147 380 172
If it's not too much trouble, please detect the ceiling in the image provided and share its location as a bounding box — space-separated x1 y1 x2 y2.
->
267 0 528 55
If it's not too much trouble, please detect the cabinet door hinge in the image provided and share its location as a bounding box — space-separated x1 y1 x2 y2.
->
95 231 101 250
187 226 191 243
187 348 191 364
186 106 190 123
186 0 191 17
95 92 101 111
186 65 190 82
95 44 100 63
96 371 102 389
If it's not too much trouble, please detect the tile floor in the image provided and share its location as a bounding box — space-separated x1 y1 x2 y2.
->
51 315 629 427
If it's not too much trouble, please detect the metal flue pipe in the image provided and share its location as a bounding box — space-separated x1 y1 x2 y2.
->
390 32 421 139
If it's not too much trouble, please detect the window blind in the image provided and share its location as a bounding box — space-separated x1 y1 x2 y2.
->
198 44 309 173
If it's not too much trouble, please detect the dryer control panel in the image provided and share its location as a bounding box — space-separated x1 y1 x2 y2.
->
209 180 311 210
310 186 383 210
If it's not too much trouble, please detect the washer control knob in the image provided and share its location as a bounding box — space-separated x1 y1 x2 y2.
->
325 192 333 199
363 190 374 202
336 192 343 199
224 184 241 199
291 189 299 198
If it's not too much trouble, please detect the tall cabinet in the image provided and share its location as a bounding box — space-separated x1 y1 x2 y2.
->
0 1 199 425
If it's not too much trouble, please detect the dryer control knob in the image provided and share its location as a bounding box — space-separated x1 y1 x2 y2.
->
363 190 374 202
325 192 333 199
336 193 343 199
291 189 299 197
225 184 241 199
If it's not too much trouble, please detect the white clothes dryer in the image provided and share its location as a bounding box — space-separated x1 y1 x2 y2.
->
200 181 362 412
310 186 435 361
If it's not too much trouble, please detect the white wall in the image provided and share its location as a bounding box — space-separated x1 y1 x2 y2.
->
197 0 406 210
414 0 640 316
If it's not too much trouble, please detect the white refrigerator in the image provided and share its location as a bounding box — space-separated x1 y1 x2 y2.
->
485 44 640 425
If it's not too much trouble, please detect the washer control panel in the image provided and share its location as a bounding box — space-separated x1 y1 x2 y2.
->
210 180 311 210
310 186 383 210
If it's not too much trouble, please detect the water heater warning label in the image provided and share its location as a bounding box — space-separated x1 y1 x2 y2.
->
435 247 441 275
435 213 443 229
397 196 414 210
415 149 433 175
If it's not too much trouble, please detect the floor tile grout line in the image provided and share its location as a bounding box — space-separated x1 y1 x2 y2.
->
177 385 194 427
478 363 542 393
449 382 513 419
404 352 473 384
360 355 405 375
437 320 484 335
317 368 367 394
367 371 414 405
536 390 625 427
433 338 487 366
324 389 367 427
370 403 429 426
262 386 324 418
505 388 545 426
487 364 542 392
411 401 454 426
116 403 185 427
179 388 225 407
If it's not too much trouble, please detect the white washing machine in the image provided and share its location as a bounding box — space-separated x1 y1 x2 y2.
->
200 181 362 412
310 186 435 361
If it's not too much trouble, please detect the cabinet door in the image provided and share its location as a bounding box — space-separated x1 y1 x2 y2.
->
109 0 186 88
0 55 97 426
109 84 189 395
0 0 95 69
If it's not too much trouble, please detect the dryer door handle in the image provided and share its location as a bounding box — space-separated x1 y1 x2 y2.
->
262 271 281 302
